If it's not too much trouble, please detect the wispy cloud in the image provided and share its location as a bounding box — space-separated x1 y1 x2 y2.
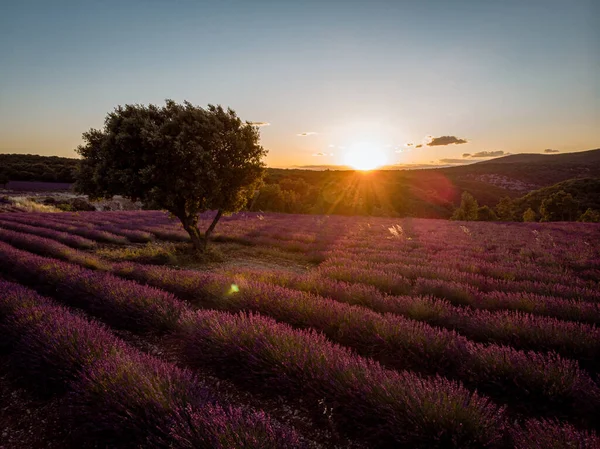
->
427 135 468 146
312 152 333 157
297 131 318 136
247 121 271 127
544 148 560 153
467 150 509 158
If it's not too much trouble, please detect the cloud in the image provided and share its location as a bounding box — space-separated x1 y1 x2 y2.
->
462 153 471 158
427 135 468 146
312 152 333 157
415 144 423 148
297 131 318 136
405 142 414 147
544 148 560 153
247 121 270 127
468 151 509 158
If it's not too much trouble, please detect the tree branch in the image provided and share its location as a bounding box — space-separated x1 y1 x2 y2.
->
204 209 223 240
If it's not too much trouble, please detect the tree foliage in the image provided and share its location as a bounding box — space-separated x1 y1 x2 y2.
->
75 100 267 251
523 208 537 222
477 205 497 221
0 154 77 183
495 196 516 221
451 192 479 221
578 208 600 223
539 190 578 222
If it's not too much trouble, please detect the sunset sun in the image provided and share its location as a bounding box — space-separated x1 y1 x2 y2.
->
343 143 388 171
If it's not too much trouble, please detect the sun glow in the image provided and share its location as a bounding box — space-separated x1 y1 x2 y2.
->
343 143 388 171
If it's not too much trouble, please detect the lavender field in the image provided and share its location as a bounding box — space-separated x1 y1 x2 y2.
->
1 210 599 448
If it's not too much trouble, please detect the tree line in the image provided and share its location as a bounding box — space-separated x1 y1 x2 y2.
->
452 187 600 223
0 154 78 184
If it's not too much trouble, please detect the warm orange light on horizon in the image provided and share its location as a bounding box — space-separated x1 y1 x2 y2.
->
342 143 388 171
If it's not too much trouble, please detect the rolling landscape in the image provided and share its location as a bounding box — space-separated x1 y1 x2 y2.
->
1 0 599 448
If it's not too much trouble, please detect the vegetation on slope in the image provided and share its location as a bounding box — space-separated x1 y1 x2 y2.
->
0 154 78 183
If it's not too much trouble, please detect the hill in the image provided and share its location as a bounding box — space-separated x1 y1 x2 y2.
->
0 154 78 183
435 148 600 201
474 149 600 165
511 177 600 218
261 149 600 217
2 149 599 218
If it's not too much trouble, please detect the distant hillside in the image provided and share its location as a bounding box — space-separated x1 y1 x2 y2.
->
0 153 78 183
511 178 600 217
2 149 599 218
435 148 600 203
264 149 600 215
474 149 600 165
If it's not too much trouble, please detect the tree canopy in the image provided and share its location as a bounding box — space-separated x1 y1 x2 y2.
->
539 190 578 222
451 192 479 221
75 100 267 251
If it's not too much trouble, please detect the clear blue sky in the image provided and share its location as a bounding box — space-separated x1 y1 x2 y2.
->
1 0 598 168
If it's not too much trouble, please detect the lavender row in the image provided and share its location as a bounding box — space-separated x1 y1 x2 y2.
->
31 213 156 243
0 217 97 249
113 262 600 423
181 310 599 447
0 213 129 244
288 268 600 325
0 243 508 448
221 268 600 372
318 264 600 303
510 419 600 449
178 310 507 448
0 241 182 332
7 221 594 406
323 252 597 290
0 280 304 448
0 227 107 270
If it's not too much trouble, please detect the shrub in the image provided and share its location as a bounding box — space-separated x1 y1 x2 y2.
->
578 208 600 223
523 208 537 222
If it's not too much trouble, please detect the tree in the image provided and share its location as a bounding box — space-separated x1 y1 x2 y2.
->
253 184 286 212
578 208 600 223
451 192 479 221
495 196 515 221
540 190 578 221
75 100 267 252
477 205 497 221
523 208 537 222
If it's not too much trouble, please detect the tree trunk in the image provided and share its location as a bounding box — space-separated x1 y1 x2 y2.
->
179 210 223 253
181 218 204 253
202 209 223 251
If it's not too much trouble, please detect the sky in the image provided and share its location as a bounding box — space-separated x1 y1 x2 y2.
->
1 0 599 169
